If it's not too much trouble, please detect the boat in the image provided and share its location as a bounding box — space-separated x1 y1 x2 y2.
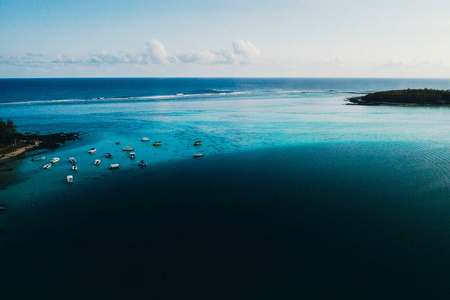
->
50 157 60 164
141 137 150 141
194 141 202 145
0 204 6 211
153 141 162 146
109 163 121 169
67 175 73 183
105 153 113 158
123 146 134 151
69 157 76 163
129 152 135 159
94 159 101 165
193 153 204 157
116 142 121 145
31 157 46 161
43 163 52 169
88 148 97 154
138 160 147 167
72 164 77 171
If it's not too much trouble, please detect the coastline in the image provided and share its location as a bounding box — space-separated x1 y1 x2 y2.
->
347 96 450 106
0 141 40 162
0 132 81 164
347 89 450 106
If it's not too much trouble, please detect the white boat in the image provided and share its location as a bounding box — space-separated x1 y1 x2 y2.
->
67 175 73 183
69 157 76 163
43 163 52 169
130 152 135 159
193 153 204 157
94 159 101 165
123 146 134 151
50 157 60 164
141 137 150 141
109 163 121 169
88 148 97 154
72 164 77 171
32 157 46 161
138 160 147 167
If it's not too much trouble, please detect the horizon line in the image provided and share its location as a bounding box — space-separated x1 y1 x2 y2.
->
2 76 450 80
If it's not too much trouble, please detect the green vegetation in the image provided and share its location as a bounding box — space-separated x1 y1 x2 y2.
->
349 89 450 105
0 119 18 143
0 119 81 160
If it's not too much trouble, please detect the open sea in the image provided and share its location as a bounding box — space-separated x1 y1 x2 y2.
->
0 78 449 299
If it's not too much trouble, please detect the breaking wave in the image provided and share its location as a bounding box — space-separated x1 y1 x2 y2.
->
0 89 363 106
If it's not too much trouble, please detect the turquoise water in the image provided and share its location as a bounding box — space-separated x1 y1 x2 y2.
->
0 78 450 299
1 90 449 198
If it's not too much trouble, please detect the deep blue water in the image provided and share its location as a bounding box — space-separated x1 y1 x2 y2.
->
0 78 449 299
2 77 450 104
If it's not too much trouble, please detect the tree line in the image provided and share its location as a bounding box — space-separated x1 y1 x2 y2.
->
0 119 18 143
362 88 450 104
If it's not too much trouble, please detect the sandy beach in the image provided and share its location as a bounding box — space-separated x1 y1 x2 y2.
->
0 141 39 162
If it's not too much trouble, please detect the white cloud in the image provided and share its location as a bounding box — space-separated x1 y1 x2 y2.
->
51 54 85 64
176 50 233 64
0 39 263 69
176 41 262 65
232 40 261 62
144 39 170 64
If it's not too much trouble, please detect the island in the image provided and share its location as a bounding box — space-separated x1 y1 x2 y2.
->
347 88 450 106
0 119 81 162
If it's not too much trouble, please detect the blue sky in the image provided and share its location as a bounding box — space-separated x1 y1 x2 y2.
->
1 0 450 78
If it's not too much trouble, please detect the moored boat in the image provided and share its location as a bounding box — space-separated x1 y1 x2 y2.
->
138 160 147 167
50 157 60 164
116 142 121 145
141 137 150 141
43 163 52 169
88 148 97 154
194 141 202 145
72 164 77 171
109 163 121 169
69 157 76 163
0 204 7 211
193 153 204 157
130 152 135 159
94 159 101 165
32 157 46 161
105 153 113 158
67 175 73 183
153 141 162 146
123 146 134 151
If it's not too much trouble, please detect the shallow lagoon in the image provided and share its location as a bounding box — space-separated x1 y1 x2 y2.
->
1 91 449 198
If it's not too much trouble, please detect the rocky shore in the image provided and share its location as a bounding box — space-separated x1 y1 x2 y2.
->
0 132 81 163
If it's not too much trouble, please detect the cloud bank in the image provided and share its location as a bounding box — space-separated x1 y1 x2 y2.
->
0 40 263 68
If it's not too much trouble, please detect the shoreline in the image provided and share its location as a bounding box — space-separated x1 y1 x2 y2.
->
346 89 450 106
0 132 82 164
0 141 40 162
346 96 450 106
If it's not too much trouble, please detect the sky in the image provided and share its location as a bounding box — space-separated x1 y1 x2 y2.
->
1 0 450 78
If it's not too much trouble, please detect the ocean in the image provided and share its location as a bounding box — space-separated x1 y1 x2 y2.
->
0 78 449 299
